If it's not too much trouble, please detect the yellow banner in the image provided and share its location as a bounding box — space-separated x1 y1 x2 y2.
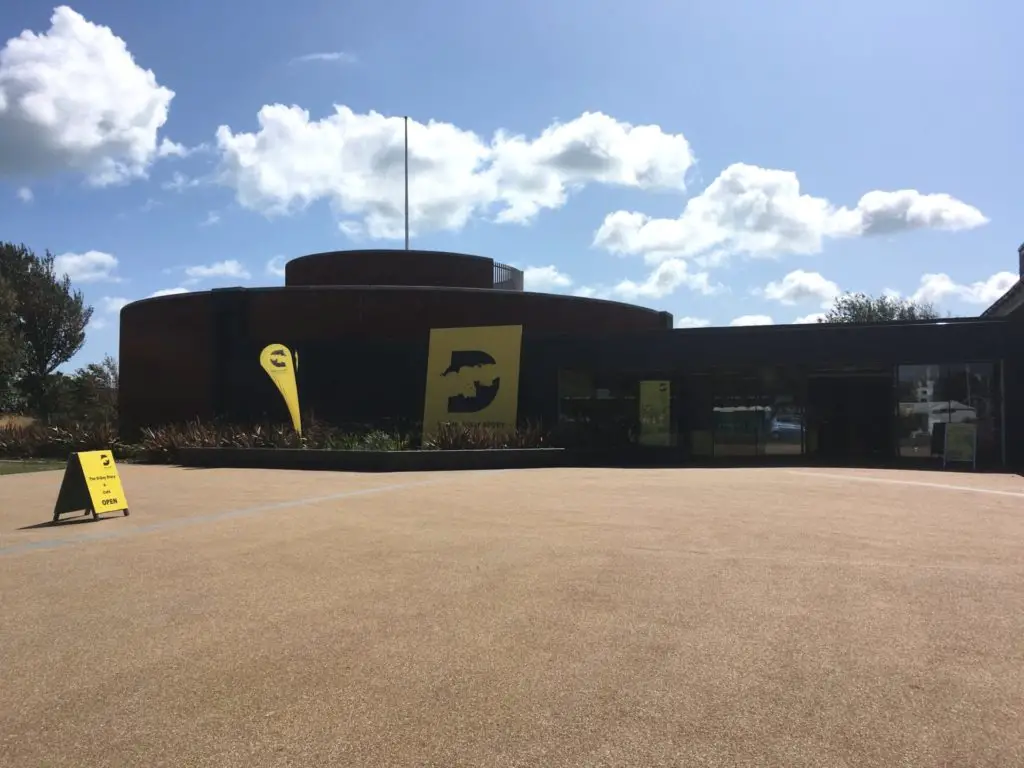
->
259 343 302 435
77 450 129 514
639 380 672 446
422 325 522 437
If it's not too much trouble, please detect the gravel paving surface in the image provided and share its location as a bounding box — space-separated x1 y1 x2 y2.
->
2 465 1022 767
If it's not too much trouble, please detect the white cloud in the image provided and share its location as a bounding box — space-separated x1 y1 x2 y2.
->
910 271 1018 306
156 138 196 158
149 287 189 297
100 296 129 313
761 269 840 306
16 186 31 202
0 6 176 185
290 51 357 65
184 259 251 280
793 312 826 324
730 314 774 326
214 107 693 239
594 163 988 265
200 211 221 226
523 265 572 292
675 316 710 328
265 255 287 278
87 317 107 331
162 171 200 192
54 250 119 282
612 258 719 300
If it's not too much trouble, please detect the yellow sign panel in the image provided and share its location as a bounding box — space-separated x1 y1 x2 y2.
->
52 450 130 523
260 343 302 435
639 380 672 446
78 450 129 513
422 325 523 437
943 422 977 467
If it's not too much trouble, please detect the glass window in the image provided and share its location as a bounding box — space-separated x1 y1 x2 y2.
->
713 373 766 457
896 363 1002 465
897 364 943 458
556 369 639 448
760 366 805 457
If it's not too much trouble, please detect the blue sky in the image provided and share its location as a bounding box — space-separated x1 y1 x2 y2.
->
1 0 1020 369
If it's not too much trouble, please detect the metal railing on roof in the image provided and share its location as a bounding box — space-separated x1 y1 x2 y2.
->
492 262 524 291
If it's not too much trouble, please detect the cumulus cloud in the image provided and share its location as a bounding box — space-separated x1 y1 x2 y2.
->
594 163 988 265
16 186 31 202
730 314 774 326
265 255 287 278
214 107 693 239
612 259 719 301
101 296 129 313
184 259 250 280
149 287 189 297
523 265 573 292
793 312 827 324
54 250 119 282
0 6 177 185
761 269 840 307
162 171 201 192
910 271 1018 306
675 316 710 328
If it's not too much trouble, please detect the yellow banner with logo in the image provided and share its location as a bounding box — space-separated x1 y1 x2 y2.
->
422 325 522 437
260 343 302 436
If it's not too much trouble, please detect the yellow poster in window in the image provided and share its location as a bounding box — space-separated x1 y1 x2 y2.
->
260 343 302 436
422 325 522 437
639 380 672 446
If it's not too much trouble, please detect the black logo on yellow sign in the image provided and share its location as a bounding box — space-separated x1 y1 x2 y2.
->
441 350 501 413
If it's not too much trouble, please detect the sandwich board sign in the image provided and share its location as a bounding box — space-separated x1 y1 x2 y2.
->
52 450 130 523
942 422 977 470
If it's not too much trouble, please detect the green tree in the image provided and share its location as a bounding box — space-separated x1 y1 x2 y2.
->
819 292 941 324
67 355 119 423
0 275 23 411
0 242 93 419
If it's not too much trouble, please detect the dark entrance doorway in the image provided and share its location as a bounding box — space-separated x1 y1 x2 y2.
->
807 373 894 463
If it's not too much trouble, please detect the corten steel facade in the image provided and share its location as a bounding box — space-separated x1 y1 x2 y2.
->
120 248 1024 470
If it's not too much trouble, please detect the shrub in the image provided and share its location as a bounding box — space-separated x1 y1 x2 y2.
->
0 416 548 463
421 422 548 450
0 420 136 461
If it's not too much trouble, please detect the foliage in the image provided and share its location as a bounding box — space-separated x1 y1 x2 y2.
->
46 356 119 424
421 422 549 450
133 418 411 463
819 292 941 324
0 420 135 461
0 418 558 463
0 242 93 418
0 275 22 410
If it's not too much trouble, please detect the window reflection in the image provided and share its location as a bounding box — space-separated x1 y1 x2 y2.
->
896 363 1001 464
556 369 640 448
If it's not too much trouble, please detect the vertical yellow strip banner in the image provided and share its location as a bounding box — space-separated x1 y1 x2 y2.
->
259 343 302 436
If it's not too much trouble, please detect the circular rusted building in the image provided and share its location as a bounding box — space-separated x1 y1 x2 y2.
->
118 249 673 436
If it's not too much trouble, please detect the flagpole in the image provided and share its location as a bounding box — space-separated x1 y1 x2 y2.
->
404 115 410 251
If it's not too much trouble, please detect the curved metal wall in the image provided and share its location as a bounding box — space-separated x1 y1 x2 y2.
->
118 284 671 435
286 249 498 289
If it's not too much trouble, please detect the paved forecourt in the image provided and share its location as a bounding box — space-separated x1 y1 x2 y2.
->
1 464 1022 767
